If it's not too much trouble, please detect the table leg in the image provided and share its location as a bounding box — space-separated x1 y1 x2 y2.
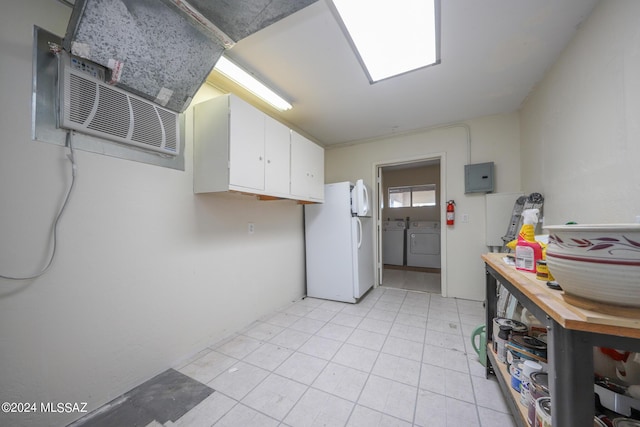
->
547 319 594 426
485 269 498 377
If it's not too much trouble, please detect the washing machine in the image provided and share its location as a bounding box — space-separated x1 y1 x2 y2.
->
382 220 406 266
406 221 441 268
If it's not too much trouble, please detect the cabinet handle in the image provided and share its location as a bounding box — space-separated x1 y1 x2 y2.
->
267 159 271 164
259 156 263 161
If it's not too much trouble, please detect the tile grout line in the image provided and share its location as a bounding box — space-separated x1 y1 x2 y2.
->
276 299 348 426
455 297 484 427
192 289 484 427
412 290 432 427
249 293 381 426
343 287 411 425
208 298 328 426
337 289 382 426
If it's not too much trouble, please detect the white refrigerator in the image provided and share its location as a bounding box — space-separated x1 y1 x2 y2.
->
304 180 375 303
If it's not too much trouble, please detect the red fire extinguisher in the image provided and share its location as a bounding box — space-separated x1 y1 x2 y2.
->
446 200 455 226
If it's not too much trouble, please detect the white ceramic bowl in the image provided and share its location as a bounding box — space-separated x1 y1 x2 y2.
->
544 224 640 307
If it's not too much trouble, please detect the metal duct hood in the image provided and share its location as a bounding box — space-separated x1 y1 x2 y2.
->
186 0 316 42
63 0 317 113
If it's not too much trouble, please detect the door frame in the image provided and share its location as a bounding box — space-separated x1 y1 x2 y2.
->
372 152 447 297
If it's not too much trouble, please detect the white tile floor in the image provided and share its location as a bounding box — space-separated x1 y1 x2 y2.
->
175 287 516 427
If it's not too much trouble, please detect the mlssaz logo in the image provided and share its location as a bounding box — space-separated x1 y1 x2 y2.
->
40 402 88 413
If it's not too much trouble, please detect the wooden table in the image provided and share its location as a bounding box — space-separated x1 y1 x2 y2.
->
482 253 640 427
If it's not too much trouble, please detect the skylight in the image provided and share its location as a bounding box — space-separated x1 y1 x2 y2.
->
330 0 440 83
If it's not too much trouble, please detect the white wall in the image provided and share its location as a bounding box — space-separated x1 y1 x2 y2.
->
325 114 521 301
0 1 306 425
520 0 640 225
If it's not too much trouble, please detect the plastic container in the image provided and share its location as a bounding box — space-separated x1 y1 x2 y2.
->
536 260 554 281
515 209 544 273
595 383 640 417
510 363 522 392
516 239 543 273
471 324 487 367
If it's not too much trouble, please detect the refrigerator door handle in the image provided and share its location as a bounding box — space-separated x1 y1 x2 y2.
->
356 217 363 248
362 183 369 216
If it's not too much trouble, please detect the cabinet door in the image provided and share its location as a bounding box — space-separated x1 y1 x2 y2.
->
228 96 265 191
264 117 291 196
291 131 324 201
306 141 324 201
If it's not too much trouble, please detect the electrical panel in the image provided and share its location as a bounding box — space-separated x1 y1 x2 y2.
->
465 162 494 193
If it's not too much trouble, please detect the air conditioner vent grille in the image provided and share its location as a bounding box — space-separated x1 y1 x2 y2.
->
157 109 178 152
60 62 180 156
130 98 163 148
69 74 96 125
87 85 131 139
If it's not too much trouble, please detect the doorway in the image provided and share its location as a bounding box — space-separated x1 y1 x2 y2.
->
375 156 444 295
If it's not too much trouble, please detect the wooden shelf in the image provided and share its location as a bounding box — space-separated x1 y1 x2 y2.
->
481 253 640 337
486 343 529 427
484 252 640 426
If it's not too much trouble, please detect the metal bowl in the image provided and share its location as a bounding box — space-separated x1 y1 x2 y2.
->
544 224 640 307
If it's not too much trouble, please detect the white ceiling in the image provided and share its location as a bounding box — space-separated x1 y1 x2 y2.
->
215 0 599 147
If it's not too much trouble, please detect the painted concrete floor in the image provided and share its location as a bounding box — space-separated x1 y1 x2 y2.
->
75 287 515 426
381 268 441 293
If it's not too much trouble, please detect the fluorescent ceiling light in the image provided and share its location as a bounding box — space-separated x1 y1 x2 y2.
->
214 55 293 111
330 0 440 83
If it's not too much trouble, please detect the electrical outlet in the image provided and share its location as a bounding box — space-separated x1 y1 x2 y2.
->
461 213 469 223
248 223 255 234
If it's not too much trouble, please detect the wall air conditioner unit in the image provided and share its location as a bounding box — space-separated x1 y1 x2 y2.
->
58 52 180 156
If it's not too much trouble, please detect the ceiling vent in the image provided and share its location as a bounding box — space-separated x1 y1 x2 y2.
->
58 53 180 156
63 0 318 113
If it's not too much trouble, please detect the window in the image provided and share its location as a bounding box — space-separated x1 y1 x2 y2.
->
388 185 436 208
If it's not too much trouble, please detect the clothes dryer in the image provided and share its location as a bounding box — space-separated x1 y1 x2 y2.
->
406 221 441 268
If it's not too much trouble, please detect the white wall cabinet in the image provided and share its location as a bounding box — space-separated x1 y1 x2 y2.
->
264 118 291 197
227 95 266 192
291 131 324 202
194 94 324 203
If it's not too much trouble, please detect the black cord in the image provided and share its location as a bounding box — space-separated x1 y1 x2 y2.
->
0 132 77 280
